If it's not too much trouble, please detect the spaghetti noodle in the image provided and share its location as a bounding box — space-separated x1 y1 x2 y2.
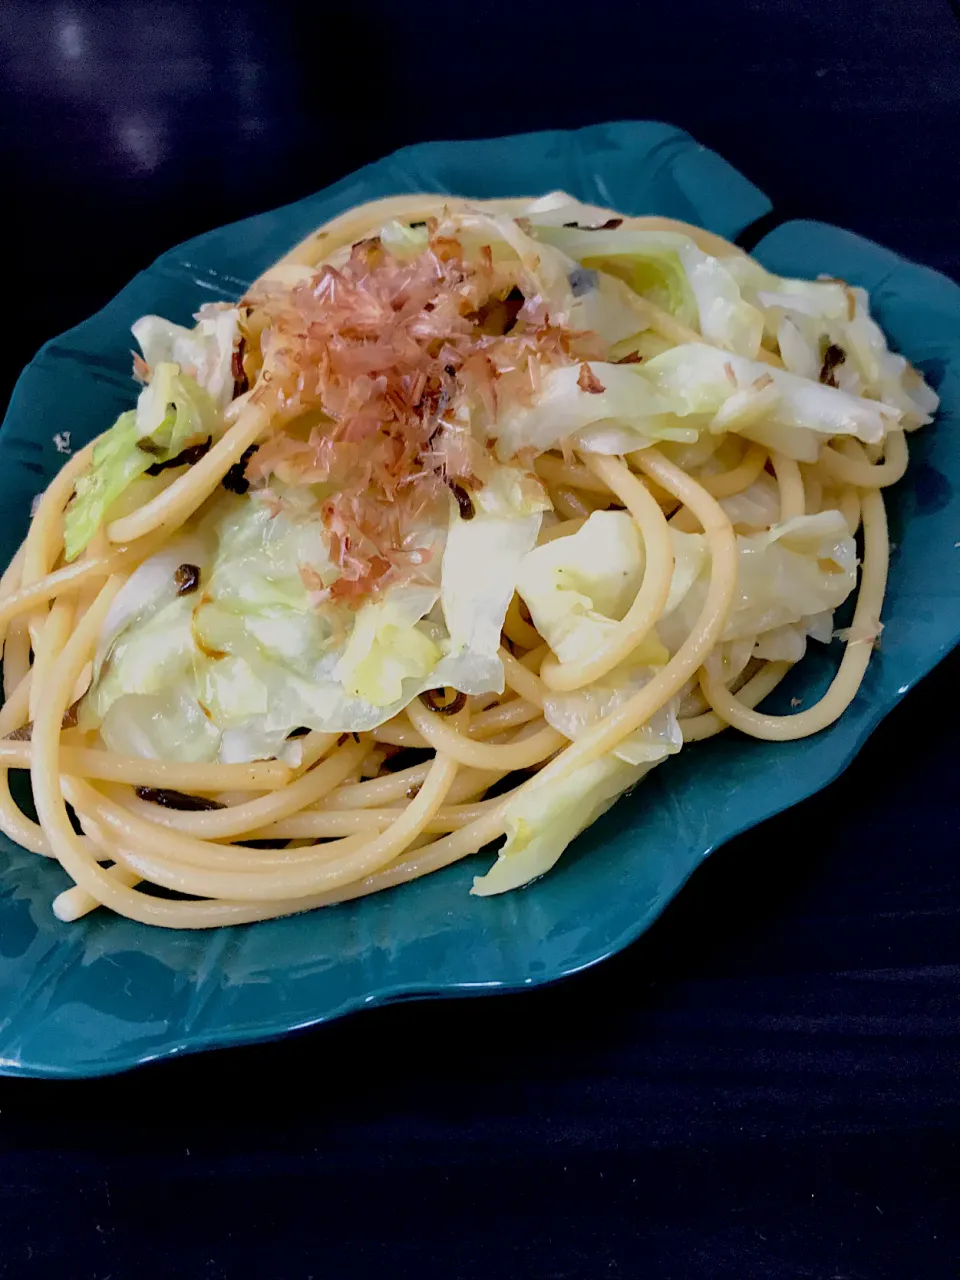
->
0 191 937 926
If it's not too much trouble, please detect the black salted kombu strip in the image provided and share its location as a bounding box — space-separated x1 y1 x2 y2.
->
222 445 259 495
142 437 212 476
562 217 623 230
820 343 846 387
448 482 475 520
134 787 226 812
174 564 201 596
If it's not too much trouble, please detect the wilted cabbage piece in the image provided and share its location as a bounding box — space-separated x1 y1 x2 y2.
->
81 465 547 762
471 752 656 896
64 308 233 561
132 306 240 412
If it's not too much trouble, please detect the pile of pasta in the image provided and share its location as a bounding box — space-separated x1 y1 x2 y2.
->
0 195 935 928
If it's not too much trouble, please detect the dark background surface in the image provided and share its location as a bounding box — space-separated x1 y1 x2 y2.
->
2 0 959 1276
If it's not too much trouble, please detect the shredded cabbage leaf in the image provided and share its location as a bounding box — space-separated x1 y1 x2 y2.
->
491 338 904 466
517 504 854 692
132 359 218 447
658 510 858 678
519 205 935 430
640 343 903 461
435 468 548 690
82 467 547 761
63 412 148 562
471 752 654 896
516 511 706 669
493 362 698 460
63 361 218 561
530 223 764 359
132 305 240 412
63 305 228 564
334 586 442 706
725 258 939 426
543 662 682 767
516 511 667 666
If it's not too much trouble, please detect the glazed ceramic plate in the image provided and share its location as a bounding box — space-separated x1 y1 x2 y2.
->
1 122 958 1078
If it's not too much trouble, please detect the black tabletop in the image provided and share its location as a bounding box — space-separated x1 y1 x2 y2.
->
2 1 959 1276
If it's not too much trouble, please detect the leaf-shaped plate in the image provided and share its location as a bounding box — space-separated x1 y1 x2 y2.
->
1 125 956 1078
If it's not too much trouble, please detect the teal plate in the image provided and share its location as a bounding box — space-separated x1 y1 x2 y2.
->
1 123 958 1078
